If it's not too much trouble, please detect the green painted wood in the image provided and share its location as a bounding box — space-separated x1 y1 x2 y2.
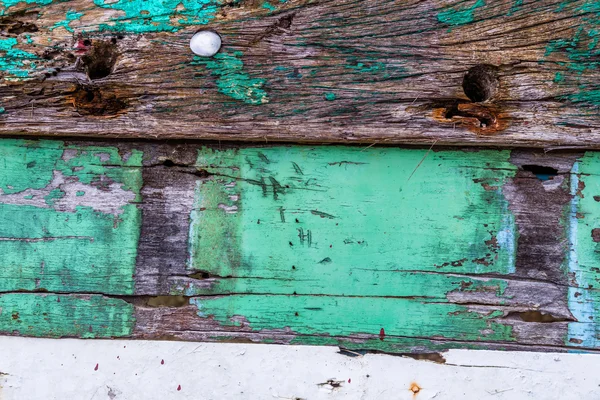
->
0 139 142 295
0 293 134 338
5 138 600 352
181 147 519 346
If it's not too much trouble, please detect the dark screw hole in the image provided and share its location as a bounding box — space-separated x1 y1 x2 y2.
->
295 312 299 316
82 40 119 80
292 265 296 270
111 37 118 44
462 64 499 103
162 159 175 167
522 165 558 181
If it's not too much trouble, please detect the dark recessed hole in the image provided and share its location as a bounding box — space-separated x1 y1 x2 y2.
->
83 39 92 46
111 37 117 44
81 40 119 80
163 159 175 167
462 64 499 103
522 165 558 181
189 270 211 279
146 295 188 308
507 310 571 323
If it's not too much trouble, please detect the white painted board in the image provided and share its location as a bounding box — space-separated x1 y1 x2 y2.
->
0 337 598 399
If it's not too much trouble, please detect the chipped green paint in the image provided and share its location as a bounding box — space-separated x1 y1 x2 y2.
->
0 294 134 338
192 51 268 105
0 107 4 114
50 10 84 32
187 147 518 343
0 140 143 295
438 0 486 26
567 155 600 347
190 295 514 342
0 0 52 15
324 92 336 101
93 0 234 33
0 38 38 78
544 4 600 105
262 2 277 11
508 0 523 15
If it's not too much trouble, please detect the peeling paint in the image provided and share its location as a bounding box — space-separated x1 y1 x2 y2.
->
192 51 268 105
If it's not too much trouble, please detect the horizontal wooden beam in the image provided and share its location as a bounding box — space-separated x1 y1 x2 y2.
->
2 139 600 353
1 1 600 147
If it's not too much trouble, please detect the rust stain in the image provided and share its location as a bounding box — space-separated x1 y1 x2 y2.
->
67 84 128 117
432 103 509 135
410 382 421 396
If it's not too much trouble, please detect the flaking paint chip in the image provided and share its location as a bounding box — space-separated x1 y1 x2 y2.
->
190 31 221 57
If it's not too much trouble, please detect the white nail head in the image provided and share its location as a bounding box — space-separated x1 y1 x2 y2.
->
190 31 222 57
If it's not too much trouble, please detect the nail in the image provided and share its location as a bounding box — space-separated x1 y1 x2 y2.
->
190 30 222 57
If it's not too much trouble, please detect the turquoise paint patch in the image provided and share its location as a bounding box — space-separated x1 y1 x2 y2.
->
192 51 268 105
324 92 336 101
0 107 4 114
0 38 38 78
262 2 276 11
438 0 486 26
44 188 66 206
93 0 232 33
50 10 84 32
0 0 52 15
76 191 85 197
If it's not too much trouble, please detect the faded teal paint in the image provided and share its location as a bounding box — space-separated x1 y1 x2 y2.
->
192 51 268 105
0 140 143 295
191 294 514 343
50 10 84 32
187 147 518 342
567 155 600 347
76 190 85 197
173 268 509 299
262 2 277 11
508 0 523 15
554 72 565 83
543 5 600 105
324 92 336 101
0 38 38 78
93 0 231 33
438 0 486 26
0 294 134 338
0 0 52 15
0 107 4 114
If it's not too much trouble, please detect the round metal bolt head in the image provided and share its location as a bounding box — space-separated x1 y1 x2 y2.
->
190 31 221 57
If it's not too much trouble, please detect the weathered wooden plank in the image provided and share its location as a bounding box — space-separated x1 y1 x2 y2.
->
0 294 134 338
1 1 600 146
4 138 600 353
0 139 142 294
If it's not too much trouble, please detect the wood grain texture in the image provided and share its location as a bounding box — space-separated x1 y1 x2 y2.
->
1 0 600 146
3 138 600 354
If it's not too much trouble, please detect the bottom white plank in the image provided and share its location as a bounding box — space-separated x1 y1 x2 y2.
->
0 337 598 399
